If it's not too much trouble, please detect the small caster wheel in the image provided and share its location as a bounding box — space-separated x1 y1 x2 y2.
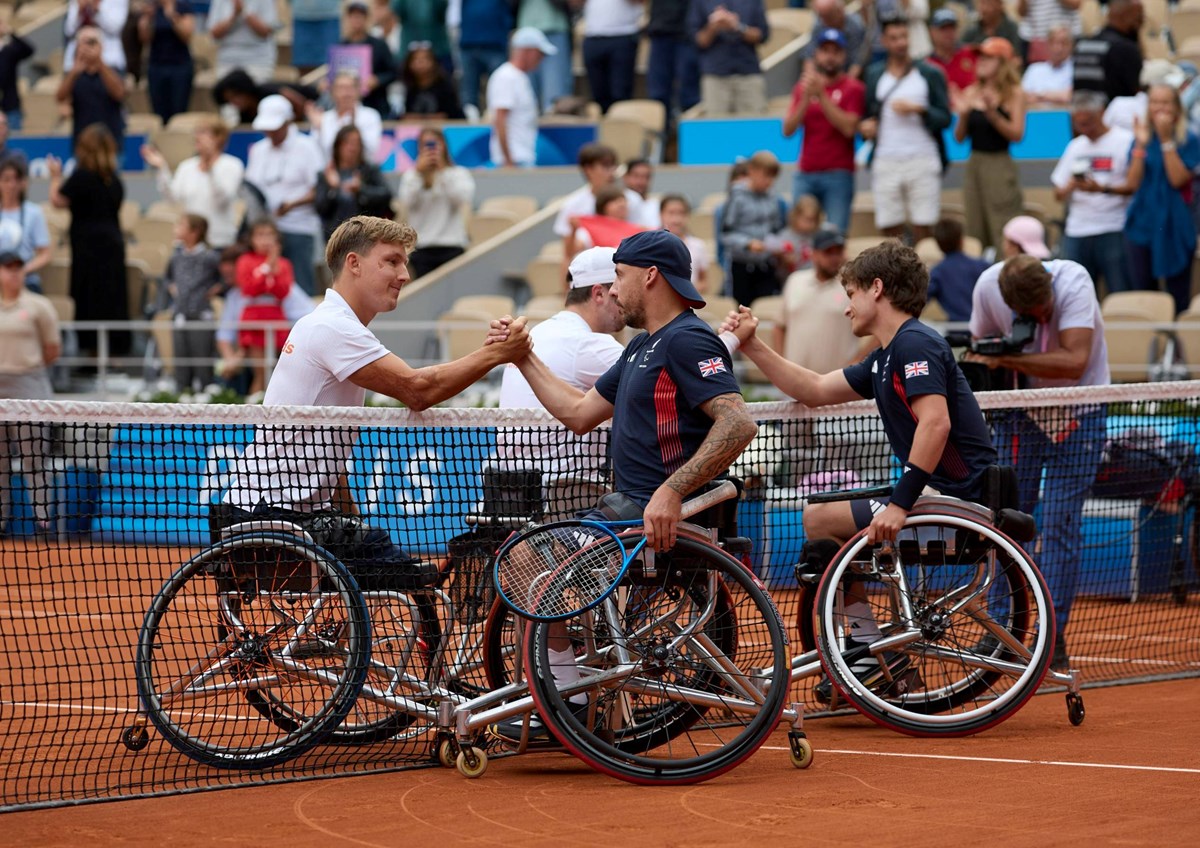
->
457 746 488 779
1066 694 1085 726
787 730 813 769
436 739 457 769
122 725 149 751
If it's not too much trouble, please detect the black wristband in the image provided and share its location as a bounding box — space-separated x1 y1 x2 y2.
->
891 464 932 511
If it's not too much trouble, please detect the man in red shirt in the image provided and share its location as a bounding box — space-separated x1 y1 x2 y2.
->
783 28 865 234
927 8 976 110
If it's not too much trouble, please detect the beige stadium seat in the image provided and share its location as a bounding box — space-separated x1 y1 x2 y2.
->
467 210 519 245
32 73 61 94
699 192 726 212
150 129 198 170
47 294 74 323
126 112 163 136
1101 291 1176 323
741 294 785 383
847 205 878 239
696 295 737 328
119 199 142 238
1104 311 1162 382
524 294 564 322
607 99 667 136
962 235 983 257
127 242 171 278
845 235 889 259
134 217 177 249
449 294 515 318
39 258 71 298
1173 310 1200 376
914 237 944 268
766 8 814 33
597 116 651 163
165 112 216 132
144 200 185 223
705 256 725 298
190 31 217 71
922 298 949 322
437 309 497 363
21 91 64 133
526 256 565 297
538 239 565 261
126 260 150 319
152 309 175 377
758 24 800 59
478 195 538 220
689 209 715 243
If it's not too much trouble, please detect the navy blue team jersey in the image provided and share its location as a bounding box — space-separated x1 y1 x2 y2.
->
843 318 997 500
595 311 742 506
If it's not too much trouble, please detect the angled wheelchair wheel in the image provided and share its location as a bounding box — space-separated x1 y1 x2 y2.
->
136 533 371 768
815 511 1053 737
526 536 789 785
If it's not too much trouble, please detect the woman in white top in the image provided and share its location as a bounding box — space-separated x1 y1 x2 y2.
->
0 159 52 292
141 117 245 248
399 126 475 278
308 71 384 162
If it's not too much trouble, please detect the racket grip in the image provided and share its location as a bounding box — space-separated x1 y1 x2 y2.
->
680 480 738 519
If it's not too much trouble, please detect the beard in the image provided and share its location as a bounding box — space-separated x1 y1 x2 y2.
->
619 303 645 329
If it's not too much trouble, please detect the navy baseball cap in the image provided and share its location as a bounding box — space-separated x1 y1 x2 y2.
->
817 28 847 48
931 8 959 27
613 230 704 308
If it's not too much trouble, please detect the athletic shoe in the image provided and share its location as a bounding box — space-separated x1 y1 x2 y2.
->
488 700 590 751
814 643 913 705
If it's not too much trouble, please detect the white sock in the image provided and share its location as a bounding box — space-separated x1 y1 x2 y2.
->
845 602 882 644
548 647 588 706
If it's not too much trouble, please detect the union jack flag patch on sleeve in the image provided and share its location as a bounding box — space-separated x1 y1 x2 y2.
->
904 361 929 379
698 357 727 377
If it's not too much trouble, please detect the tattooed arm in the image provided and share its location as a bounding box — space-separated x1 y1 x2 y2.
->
642 392 758 552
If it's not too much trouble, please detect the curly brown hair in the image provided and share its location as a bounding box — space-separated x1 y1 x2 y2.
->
840 239 928 316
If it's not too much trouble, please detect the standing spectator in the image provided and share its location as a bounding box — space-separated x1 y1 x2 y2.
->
137 0 195 126
244 95 325 295
208 0 279 84
316 126 395 241
779 225 867 371
647 0 701 120
1050 90 1135 297
47 124 129 359
926 8 976 109
582 0 642 114
555 144 653 265
341 1 398 120
488 28 555 168
236 219 293 395
622 158 660 228
659 193 710 294
459 0 514 113
308 71 384 162
391 0 453 74
165 213 222 392
0 21 33 130
1018 0 1081 64
784 28 866 234
371 0 401 61
863 0 933 63
969 254 1109 670
860 16 950 243
1124 84 1200 315
0 252 59 537
65 0 129 74
292 0 342 75
800 0 867 78
0 115 26 170
519 0 575 113
721 150 788 306
1022 25 1074 107
954 37 1025 253
0 160 52 293
141 117 245 250
689 0 769 116
1073 0 1143 103
928 217 989 321
401 43 466 120
57 25 126 147
399 127 474 278
961 0 1022 54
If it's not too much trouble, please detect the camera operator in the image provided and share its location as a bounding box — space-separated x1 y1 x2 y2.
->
967 253 1110 670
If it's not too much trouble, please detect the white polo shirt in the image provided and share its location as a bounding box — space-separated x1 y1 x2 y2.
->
970 259 1110 389
227 289 390 511
244 125 325 235
496 309 623 475
488 62 540 167
316 104 384 162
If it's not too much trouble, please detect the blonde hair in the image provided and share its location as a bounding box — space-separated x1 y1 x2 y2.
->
198 116 230 147
75 123 119 182
326 215 417 274
1146 83 1189 145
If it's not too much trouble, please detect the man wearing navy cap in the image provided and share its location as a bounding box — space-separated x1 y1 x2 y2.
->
784 26 865 233
488 229 757 750
927 8 977 102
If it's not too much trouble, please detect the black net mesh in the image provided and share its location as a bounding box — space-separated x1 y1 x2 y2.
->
0 387 1198 810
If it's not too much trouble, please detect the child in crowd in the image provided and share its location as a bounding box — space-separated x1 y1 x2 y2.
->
165 213 222 393
214 244 250 393
720 150 790 305
568 185 647 253
659 193 711 294
236 219 293 395
928 217 990 322
774 194 823 280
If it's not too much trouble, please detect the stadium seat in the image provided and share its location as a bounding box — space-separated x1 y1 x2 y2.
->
1102 291 1175 323
741 294 785 383
1171 9 1200 44
1173 310 1200 376
437 309 499 363
598 116 652 163
32 74 61 94
706 253 725 296
914 237 943 267
190 32 217 71
21 91 63 133
758 24 801 59
1104 310 1163 382
165 112 215 132
134 218 176 249
1177 35 1200 65
15 0 60 28
699 192 726 212
144 201 184 223
150 129 198 170
921 298 949 322
845 236 889 259
119 200 142 238
190 69 219 113
39 259 70 298
127 260 151 320
524 294 563 322
689 209 715 242
127 242 170 279
608 99 666 135
468 210 520 245
151 309 175 378
696 295 737 328
766 8 814 34
126 112 163 136
449 295 515 318
847 204 878 238
538 240 565 261
525 256 564 297
478 195 538 220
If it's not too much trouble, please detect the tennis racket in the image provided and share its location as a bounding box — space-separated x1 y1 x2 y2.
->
492 480 739 622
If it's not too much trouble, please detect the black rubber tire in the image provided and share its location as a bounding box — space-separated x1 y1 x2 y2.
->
136 533 370 769
526 536 789 785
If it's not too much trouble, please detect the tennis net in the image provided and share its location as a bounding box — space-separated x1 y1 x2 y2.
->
2 381 1199 810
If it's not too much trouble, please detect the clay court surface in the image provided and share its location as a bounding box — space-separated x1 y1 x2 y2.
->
4 679 1198 846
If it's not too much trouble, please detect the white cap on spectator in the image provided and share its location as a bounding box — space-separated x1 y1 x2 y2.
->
1140 59 1187 89
511 26 558 55
252 95 293 132
568 247 617 288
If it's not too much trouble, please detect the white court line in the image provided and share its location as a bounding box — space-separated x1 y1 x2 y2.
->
0 609 112 620
1072 655 1200 668
761 746 1200 775
1 700 256 722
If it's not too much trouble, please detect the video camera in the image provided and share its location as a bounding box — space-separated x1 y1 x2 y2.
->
946 315 1037 392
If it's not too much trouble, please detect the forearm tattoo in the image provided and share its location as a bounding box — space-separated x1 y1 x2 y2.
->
665 393 758 498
